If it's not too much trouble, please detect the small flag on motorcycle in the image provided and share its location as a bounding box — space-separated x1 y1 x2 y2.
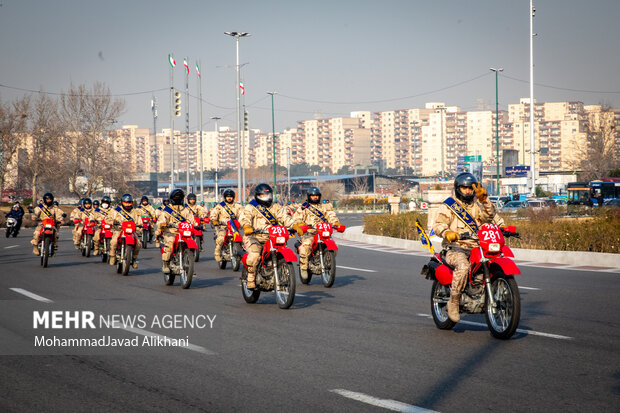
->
415 219 434 254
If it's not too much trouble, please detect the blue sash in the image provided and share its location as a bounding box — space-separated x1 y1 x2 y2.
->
249 200 277 226
38 203 54 219
163 205 187 223
302 202 327 222
220 201 237 221
114 206 134 222
184 203 199 217
443 197 479 233
78 206 85 212
95 207 110 217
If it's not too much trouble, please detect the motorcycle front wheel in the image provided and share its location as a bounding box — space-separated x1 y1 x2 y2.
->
85 234 92 257
321 250 336 288
241 266 260 303
142 231 148 249
5 227 10 238
41 237 50 268
485 274 520 339
181 247 194 289
232 242 242 272
275 261 296 309
121 244 133 276
102 239 109 263
431 280 456 330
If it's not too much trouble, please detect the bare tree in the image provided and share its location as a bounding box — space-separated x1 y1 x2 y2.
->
58 82 125 198
350 176 369 194
320 182 344 202
0 96 30 189
574 104 618 181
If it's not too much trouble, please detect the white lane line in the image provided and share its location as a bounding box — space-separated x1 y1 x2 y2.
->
331 389 438 413
519 286 541 291
117 325 215 355
337 265 377 273
417 314 572 340
4 245 19 249
10 288 53 303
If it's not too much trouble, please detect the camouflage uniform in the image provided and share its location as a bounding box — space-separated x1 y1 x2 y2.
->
239 203 297 284
109 206 143 265
73 206 95 246
432 197 496 296
92 205 113 255
209 201 243 262
30 204 64 254
69 206 83 247
292 202 340 270
137 203 157 238
155 205 195 262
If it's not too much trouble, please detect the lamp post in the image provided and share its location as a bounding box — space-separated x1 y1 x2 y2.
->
490 67 503 195
224 31 250 203
211 116 221 201
267 91 278 203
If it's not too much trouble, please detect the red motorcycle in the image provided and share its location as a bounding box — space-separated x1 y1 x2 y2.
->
163 221 198 289
114 221 138 276
218 219 243 271
241 225 297 309
39 218 58 268
98 219 113 263
77 217 97 257
192 216 210 262
140 216 153 249
296 222 345 287
422 224 521 339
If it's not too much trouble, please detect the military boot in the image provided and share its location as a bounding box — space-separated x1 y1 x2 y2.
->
109 255 116 266
162 261 171 274
447 293 461 323
246 271 256 289
32 245 40 256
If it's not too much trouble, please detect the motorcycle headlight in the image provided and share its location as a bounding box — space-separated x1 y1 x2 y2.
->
276 236 286 244
104 225 111 229
183 230 193 237
322 231 331 237
489 243 501 252
125 228 133 234
45 224 53 229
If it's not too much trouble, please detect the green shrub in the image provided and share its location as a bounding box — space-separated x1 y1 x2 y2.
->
364 212 428 241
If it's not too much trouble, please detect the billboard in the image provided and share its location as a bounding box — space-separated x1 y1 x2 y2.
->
505 165 530 177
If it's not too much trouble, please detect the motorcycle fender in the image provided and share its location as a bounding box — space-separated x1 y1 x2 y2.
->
491 257 521 276
323 239 338 251
124 235 136 246
184 238 198 249
501 245 515 258
435 264 454 285
242 253 249 268
277 247 298 262
86 228 95 235
44 230 54 235
104 230 113 238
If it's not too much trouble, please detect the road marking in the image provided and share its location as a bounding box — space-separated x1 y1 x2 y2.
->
10 288 53 303
331 389 438 412
4 245 19 249
337 265 377 273
417 314 572 340
519 286 540 291
116 324 216 355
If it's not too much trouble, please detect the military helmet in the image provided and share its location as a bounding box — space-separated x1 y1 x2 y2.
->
169 189 185 206
43 192 54 207
306 186 321 204
254 183 273 207
454 172 477 204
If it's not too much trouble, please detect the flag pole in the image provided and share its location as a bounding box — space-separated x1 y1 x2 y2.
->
185 57 190 194
197 60 204 203
169 53 175 191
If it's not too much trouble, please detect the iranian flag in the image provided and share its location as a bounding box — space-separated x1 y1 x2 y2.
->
240 81 245 95
195 62 201 78
168 54 176 68
183 58 189 74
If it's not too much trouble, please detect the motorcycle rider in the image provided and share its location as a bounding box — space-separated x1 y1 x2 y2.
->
239 184 304 289
30 193 65 255
138 195 157 241
209 188 243 263
70 199 85 250
432 172 496 323
73 198 95 249
6 203 24 236
184 193 208 252
92 196 113 256
109 194 143 269
93 200 100 209
293 186 344 280
155 189 194 274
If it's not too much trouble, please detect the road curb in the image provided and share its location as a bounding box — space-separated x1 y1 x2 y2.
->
333 226 620 269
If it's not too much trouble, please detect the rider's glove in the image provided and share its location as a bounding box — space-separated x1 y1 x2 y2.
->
211 219 219 227
336 224 346 233
292 223 304 237
473 183 488 203
243 225 254 236
444 231 460 243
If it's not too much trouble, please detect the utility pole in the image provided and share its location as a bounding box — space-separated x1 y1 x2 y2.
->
197 60 204 202
267 91 277 202
185 57 190 194
490 67 503 195
529 0 536 195
211 116 221 200
169 53 175 191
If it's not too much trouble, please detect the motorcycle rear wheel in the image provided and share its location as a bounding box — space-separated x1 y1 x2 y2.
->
181 248 194 289
431 280 456 330
241 266 260 303
485 274 520 339
275 261 296 309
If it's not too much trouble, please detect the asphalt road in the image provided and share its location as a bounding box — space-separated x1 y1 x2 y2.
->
0 215 618 412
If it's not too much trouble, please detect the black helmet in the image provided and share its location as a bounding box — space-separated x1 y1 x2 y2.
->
101 196 111 206
121 194 133 210
254 183 273 207
53 201 59 206
169 189 185 206
141 195 149 203
223 188 235 201
454 172 477 204
306 186 321 204
43 192 54 207
163 198 170 206
93 200 100 207
187 193 197 203
83 197 92 208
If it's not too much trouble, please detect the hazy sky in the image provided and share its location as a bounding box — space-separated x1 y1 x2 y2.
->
1 0 619 133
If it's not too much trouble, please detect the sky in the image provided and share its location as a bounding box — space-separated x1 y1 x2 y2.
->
1 0 619 134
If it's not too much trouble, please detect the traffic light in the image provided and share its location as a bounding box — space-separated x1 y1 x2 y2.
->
174 92 181 117
244 110 249 131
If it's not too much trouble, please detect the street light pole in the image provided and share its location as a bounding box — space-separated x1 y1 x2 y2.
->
267 91 278 203
529 0 536 196
211 116 221 201
224 31 250 203
490 67 503 195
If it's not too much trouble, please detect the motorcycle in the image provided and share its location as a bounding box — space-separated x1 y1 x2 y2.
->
78 217 97 257
192 216 210 262
163 221 198 289
241 225 297 309
141 216 152 249
219 219 243 271
295 222 344 287
5 217 18 238
98 219 113 263
114 221 138 276
421 224 521 339
39 218 58 268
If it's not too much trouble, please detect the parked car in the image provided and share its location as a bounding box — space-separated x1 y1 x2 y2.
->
603 198 620 208
501 200 528 213
527 200 548 210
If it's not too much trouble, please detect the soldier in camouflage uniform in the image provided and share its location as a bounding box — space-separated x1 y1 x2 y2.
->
209 188 243 262
92 196 113 256
155 189 195 274
239 184 304 289
184 193 209 252
30 192 65 255
73 198 95 248
432 172 496 323
108 194 143 269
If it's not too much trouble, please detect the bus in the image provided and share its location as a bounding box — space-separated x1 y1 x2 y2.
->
590 179 620 201
567 182 592 206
